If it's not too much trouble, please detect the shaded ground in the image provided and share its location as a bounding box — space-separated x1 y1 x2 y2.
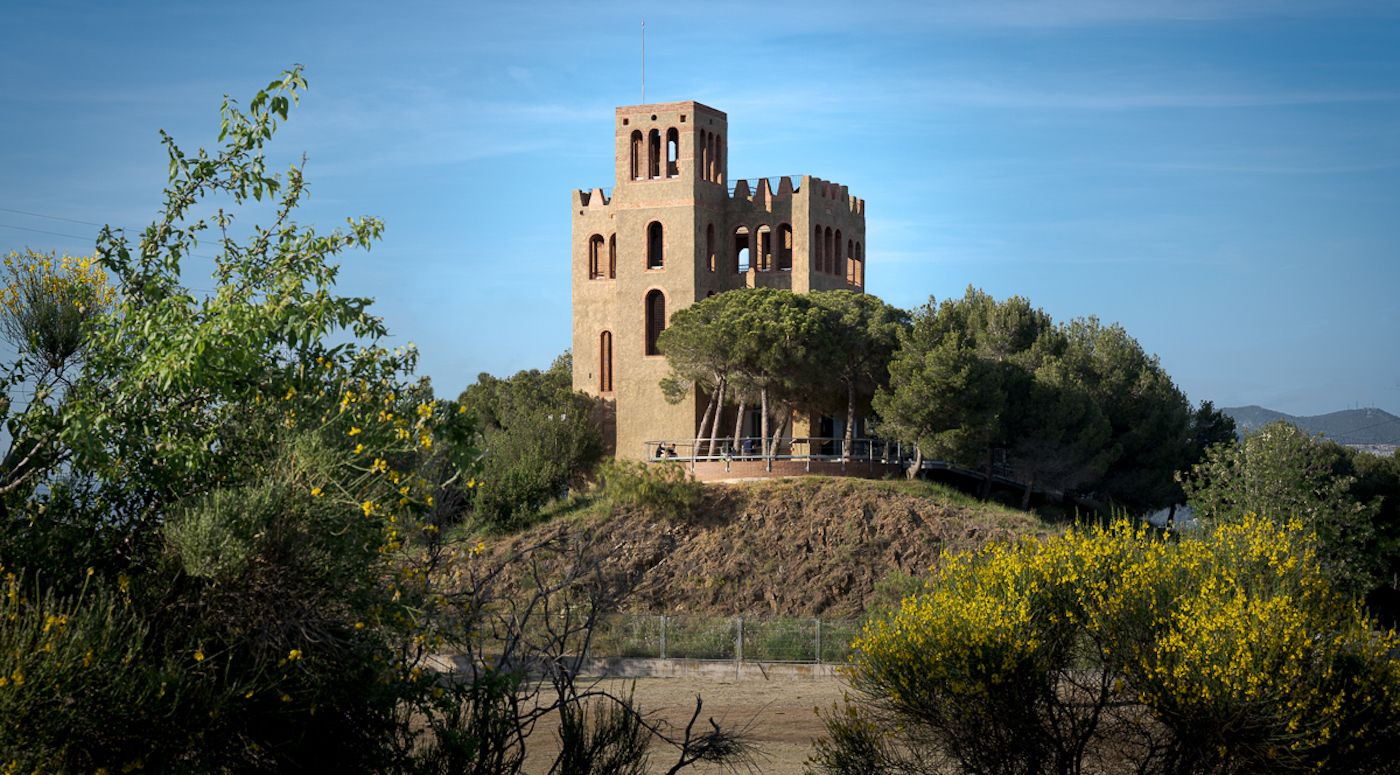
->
525 676 846 775
486 477 1053 619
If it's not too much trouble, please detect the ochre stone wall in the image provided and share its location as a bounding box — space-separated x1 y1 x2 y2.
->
571 100 867 460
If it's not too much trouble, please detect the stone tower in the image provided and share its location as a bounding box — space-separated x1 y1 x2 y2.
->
571 100 866 460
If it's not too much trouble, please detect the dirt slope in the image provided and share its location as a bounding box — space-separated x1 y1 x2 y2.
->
489 477 1053 618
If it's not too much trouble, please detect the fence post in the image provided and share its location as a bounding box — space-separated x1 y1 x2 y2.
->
735 616 744 670
815 618 822 664
660 614 667 660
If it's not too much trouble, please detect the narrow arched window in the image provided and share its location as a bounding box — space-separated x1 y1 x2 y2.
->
824 227 834 274
714 138 723 184
778 224 793 271
646 221 664 269
648 129 661 179
588 234 605 279
645 290 666 356
757 225 773 272
814 224 823 273
856 242 864 286
608 234 617 279
706 223 716 272
700 131 710 182
847 238 855 284
666 128 679 178
733 226 751 273
630 131 644 181
599 331 613 393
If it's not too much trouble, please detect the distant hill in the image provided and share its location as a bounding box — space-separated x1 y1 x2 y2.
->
1222 405 1400 446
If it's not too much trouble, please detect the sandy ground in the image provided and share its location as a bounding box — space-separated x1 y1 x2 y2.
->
524 676 847 774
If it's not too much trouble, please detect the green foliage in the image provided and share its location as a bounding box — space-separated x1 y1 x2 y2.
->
459 352 604 531
875 287 1196 512
818 516 1400 775
1186 421 1383 594
0 576 206 772
597 460 703 518
0 69 745 775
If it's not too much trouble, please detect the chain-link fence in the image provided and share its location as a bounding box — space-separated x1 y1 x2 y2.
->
589 613 861 664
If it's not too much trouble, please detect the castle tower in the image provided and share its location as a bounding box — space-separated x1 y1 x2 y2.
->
571 101 867 460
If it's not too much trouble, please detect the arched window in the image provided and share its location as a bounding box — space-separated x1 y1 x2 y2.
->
666 128 679 178
778 224 793 271
756 225 773 272
700 132 711 183
847 238 855 284
814 224 823 273
629 131 644 181
824 227 834 275
645 290 666 356
599 331 613 393
856 242 864 286
714 138 723 184
707 133 716 181
834 230 843 278
608 234 617 279
733 226 751 273
706 223 716 272
588 234 605 279
648 129 661 179
646 221 664 269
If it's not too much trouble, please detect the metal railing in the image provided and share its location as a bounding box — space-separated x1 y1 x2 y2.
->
644 436 908 472
727 175 801 196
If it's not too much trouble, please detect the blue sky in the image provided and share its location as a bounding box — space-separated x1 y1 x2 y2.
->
2 0 1397 416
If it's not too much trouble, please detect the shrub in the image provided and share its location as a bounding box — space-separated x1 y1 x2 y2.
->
814 516 1400 774
597 460 703 518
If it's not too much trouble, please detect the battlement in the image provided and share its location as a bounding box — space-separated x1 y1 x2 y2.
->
574 187 612 210
575 174 863 216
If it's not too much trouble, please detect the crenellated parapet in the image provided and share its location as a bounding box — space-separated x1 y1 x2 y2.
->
574 187 612 210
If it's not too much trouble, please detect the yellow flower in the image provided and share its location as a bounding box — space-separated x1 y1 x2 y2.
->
283 386 296 400
361 501 375 517
310 486 324 498
194 649 205 662
353 443 364 455
348 426 362 436
416 403 433 419
287 649 302 661
371 458 389 474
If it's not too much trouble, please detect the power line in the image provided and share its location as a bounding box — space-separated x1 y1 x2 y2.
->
0 207 106 228
0 222 97 241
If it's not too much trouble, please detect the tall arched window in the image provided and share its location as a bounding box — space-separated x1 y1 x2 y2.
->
846 238 855 284
834 230 843 278
608 234 617 279
645 290 666 356
646 221 664 269
824 227 834 275
814 224 823 273
756 225 773 272
714 138 723 184
700 131 710 181
778 224 793 271
707 133 716 181
733 226 751 273
706 223 716 272
587 234 605 279
666 128 679 178
599 331 613 393
647 129 661 179
629 131 644 181
856 242 864 286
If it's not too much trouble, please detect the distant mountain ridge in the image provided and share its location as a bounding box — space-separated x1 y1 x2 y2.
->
1222 405 1400 446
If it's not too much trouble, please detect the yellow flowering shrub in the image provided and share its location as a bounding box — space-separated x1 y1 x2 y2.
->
0 250 116 374
819 517 1400 775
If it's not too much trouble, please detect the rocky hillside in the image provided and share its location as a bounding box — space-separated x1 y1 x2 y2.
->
483 477 1054 619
